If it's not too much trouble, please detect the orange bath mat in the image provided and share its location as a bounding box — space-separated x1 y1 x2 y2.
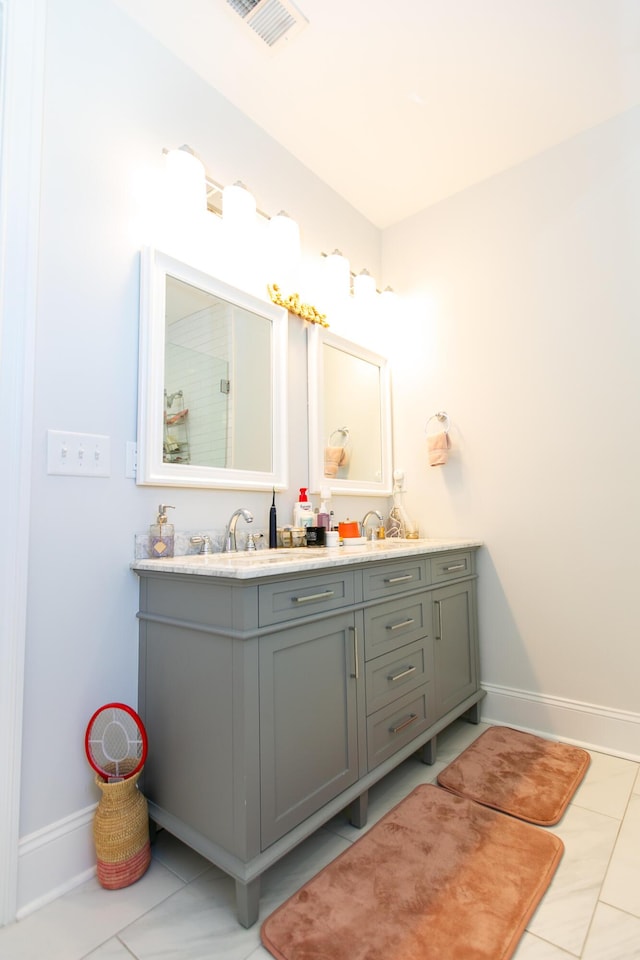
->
261 784 563 960
437 725 590 825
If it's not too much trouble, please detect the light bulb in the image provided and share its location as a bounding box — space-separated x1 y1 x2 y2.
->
164 146 207 219
160 146 208 262
219 181 258 290
267 211 301 290
324 249 351 301
353 268 376 300
222 181 257 231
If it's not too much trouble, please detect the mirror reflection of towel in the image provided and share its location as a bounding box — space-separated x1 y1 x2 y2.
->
428 431 451 466
324 445 350 477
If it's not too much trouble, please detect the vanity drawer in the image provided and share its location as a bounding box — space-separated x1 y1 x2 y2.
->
430 552 473 583
258 571 356 626
363 593 430 660
362 558 429 601
366 685 434 771
365 638 433 716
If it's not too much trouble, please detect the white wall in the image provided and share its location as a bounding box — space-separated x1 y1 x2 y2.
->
383 107 640 751
16 0 381 914
15 0 640 919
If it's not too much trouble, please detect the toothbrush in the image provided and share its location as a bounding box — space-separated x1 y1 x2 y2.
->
269 488 277 548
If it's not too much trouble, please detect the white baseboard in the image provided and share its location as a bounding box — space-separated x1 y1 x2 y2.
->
16 803 97 919
480 683 640 762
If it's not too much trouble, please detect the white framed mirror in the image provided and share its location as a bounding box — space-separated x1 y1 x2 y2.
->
307 326 393 496
137 248 288 490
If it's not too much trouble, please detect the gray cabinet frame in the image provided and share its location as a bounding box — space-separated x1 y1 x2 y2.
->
136 547 484 927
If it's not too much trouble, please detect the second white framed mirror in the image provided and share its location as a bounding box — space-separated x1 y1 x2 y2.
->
307 325 392 496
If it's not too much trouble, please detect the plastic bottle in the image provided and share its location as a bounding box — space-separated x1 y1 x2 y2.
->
149 504 175 558
317 486 331 530
293 487 314 528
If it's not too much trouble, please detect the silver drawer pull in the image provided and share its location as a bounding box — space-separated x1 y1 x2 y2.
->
350 625 359 680
385 574 413 584
293 590 335 604
444 563 466 572
388 665 416 682
390 713 418 735
387 618 415 631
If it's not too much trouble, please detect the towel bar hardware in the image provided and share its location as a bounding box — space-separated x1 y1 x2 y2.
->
390 713 418 735
386 618 415 631
328 426 350 445
425 411 450 434
388 666 417 682
293 590 335 603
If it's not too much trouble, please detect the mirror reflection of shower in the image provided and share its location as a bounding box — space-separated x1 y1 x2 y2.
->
164 274 272 472
163 389 190 463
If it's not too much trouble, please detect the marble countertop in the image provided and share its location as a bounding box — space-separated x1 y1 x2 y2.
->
131 537 482 580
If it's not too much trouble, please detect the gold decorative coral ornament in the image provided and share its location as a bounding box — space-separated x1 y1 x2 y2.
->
267 284 329 326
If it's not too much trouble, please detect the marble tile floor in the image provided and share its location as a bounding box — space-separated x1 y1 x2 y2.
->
2 720 639 960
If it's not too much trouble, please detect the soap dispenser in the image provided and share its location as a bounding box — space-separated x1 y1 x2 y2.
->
149 504 175 558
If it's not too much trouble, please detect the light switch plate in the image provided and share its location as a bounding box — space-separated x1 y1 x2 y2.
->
47 430 111 477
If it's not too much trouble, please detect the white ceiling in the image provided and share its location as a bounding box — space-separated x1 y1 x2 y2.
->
115 0 640 229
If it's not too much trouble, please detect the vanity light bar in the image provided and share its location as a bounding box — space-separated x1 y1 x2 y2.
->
161 147 272 221
203 174 274 221
162 147 397 298
320 251 392 297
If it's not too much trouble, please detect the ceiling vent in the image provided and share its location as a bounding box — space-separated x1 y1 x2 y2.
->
225 0 308 49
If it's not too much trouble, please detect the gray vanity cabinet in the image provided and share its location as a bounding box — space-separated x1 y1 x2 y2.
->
134 544 483 928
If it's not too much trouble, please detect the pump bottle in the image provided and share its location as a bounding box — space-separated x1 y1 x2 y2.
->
317 486 331 530
150 504 175 558
293 487 314 528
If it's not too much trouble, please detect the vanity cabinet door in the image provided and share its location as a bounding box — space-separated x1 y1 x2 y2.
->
432 580 478 719
259 612 360 849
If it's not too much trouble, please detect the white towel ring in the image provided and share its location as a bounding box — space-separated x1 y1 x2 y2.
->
425 411 449 435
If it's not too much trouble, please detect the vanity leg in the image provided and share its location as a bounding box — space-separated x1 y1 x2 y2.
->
349 791 368 829
420 736 437 765
464 702 481 724
235 877 260 929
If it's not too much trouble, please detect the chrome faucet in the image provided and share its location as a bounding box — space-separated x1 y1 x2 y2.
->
224 508 254 552
361 509 384 538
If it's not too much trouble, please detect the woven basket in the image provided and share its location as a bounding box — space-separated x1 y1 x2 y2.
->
93 769 151 889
